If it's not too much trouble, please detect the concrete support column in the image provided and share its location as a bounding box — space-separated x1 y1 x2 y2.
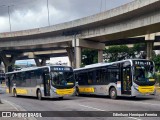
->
146 42 153 60
72 38 105 68
66 47 74 67
0 53 17 72
75 46 81 68
98 50 103 63
145 33 155 60
34 58 47 67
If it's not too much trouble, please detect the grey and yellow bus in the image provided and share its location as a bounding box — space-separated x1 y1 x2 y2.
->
74 59 156 99
6 65 75 100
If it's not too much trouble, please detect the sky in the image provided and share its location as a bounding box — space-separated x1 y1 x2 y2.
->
0 0 134 65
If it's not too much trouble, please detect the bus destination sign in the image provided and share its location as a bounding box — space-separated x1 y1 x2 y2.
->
51 67 71 71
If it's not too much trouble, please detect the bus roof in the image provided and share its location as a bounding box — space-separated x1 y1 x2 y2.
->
74 59 152 71
6 65 71 74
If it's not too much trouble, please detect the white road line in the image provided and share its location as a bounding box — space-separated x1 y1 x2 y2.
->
4 100 19 111
119 100 160 107
78 104 142 120
129 117 142 120
78 104 105 111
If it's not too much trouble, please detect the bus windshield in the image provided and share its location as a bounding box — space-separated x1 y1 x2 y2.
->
50 71 75 89
134 65 155 85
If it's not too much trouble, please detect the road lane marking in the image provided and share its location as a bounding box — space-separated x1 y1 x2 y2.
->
129 117 142 120
4 100 19 111
78 104 105 111
78 104 142 120
119 100 160 107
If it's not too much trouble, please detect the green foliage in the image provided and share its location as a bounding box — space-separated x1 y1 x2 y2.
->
104 43 147 62
155 73 160 86
81 43 160 73
104 45 134 62
13 64 20 68
81 48 98 66
152 54 160 71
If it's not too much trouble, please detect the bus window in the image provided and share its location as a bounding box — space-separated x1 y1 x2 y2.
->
77 72 88 85
95 68 107 85
88 71 94 85
108 68 119 83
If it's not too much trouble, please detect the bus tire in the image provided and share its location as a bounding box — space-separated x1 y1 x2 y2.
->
59 97 63 100
13 89 17 97
109 87 117 99
37 90 43 100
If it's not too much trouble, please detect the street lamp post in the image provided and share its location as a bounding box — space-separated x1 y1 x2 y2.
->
46 0 50 26
0 5 14 32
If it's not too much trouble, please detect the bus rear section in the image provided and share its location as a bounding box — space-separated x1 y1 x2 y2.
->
6 66 75 100
74 59 156 99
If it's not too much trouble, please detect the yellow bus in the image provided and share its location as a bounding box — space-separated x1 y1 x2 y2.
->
74 59 156 99
6 65 75 100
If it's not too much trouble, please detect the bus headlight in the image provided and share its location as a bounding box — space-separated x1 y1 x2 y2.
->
51 88 56 93
133 85 138 91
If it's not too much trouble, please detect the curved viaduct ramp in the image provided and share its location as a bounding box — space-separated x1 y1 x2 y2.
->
0 0 160 69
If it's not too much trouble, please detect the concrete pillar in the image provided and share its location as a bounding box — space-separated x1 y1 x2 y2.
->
75 46 81 68
34 58 47 67
66 47 74 67
98 50 103 63
72 38 105 68
0 53 16 72
146 42 153 60
145 33 155 60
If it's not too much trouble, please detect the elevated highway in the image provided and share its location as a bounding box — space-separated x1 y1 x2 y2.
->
0 0 160 71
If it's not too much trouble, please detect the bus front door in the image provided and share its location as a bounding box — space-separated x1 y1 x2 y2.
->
121 67 131 95
8 77 11 93
43 73 50 96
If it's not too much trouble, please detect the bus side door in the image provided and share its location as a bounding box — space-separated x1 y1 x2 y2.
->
121 62 131 95
42 69 50 96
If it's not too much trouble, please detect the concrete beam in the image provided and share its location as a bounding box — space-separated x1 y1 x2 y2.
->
145 33 156 41
0 52 23 72
73 39 105 50
23 50 67 59
33 50 66 55
34 58 49 67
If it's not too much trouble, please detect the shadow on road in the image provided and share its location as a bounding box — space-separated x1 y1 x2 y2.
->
76 94 156 101
9 95 76 101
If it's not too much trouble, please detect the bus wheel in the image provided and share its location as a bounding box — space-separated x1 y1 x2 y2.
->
59 97 63 100
109 87 117 99
37 90 42 100
13 89 17 97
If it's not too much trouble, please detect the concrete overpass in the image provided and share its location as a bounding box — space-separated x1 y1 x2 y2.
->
1 0 160 71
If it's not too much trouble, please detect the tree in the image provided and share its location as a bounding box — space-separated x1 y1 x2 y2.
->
81 48 98 66
104 45 132 62
152 54 160 72
104 43 146 62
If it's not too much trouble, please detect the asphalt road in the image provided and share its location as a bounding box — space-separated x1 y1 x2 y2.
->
1 93 160 120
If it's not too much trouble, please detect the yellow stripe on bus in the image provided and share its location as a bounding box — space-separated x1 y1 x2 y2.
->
56 88 74 96
6 88 9 93
79 87 94 93
16 89 28 95
138 86 155 93
149 79 155 82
